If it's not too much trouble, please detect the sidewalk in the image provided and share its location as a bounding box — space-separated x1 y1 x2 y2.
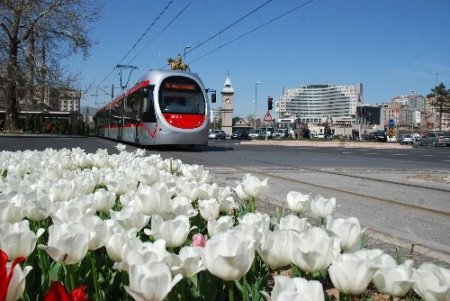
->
241 139 415 149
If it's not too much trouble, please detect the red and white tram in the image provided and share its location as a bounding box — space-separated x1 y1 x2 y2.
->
94 69 216 146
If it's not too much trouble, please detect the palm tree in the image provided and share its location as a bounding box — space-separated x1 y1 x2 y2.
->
427 83 450 130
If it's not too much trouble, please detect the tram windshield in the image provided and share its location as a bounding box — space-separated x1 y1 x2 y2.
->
159 77 205 114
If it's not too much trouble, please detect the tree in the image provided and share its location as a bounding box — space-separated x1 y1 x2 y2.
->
427 82 450 131
0 0 102 132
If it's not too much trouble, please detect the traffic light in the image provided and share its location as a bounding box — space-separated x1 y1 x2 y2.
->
267 97 273 111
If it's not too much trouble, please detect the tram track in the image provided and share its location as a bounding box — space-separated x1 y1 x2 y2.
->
164 150 450 218
165 148 450 258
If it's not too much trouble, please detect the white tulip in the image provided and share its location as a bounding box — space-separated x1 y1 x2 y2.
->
132 182 172 218
109 206 149 231
0 200 24 223
373 259 415 297
48 180 73 203
258 229 293 268
104 171 136 196
310 195 336 219
175 180 200 201
0 220 44 260
38 222 89 265
145 215 192 248
353 248 385 265
105 228 138 263
413 262 450 301
291 227 340 273
52 205 86 224
116 239 170 272
261 275 324 301
236 173 268 199
170 196 198 218
204 227 255 281
197 182 220 200
326 217 365 252
278 214 310 233
162 158 183 174
81 215 108 251
328 252 376 295
207 215 234 237
181 164 209 183
169 246 205 278
134 148 146 157
215 186 237 214
138 165 160 186
93 188 116 213
125 262 183 301
286 191 311 214
23 189 53 222
239 212 271 233
239 212 271 246
198 199 220 221
115 143 126 152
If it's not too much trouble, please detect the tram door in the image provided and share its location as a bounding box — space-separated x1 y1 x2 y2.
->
117 98 124 140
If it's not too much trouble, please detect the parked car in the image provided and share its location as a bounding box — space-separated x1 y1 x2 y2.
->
248 129 262 139
368 131 387 142
398 134 414 145
315 133 325 139
208 130 226 140
231 130 249 140
420 130 450 147
272 128 288 139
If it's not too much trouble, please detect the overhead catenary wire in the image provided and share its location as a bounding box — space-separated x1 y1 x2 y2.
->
97 0 176 90
126 0 194 66
188 0 315 64
186 0 274 55
159 0 275 69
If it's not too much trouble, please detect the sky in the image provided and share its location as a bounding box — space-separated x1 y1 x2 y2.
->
68 0 450 118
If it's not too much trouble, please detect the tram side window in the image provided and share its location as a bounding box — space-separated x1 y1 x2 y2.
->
142 85 156 122
110 101 123 125
124 92 139 121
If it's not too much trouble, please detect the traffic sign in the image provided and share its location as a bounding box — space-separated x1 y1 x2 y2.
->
264 112 273 122
388 119 395 128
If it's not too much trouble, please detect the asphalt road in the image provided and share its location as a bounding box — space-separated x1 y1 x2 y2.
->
1 135 449 264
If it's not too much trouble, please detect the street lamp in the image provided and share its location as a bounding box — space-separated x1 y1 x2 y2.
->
410 90 415 135
253 82 260 127
183 45 191 61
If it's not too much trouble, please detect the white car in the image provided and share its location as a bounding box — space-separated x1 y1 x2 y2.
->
398 134 414 144
387 136 397 143
248 129 262 139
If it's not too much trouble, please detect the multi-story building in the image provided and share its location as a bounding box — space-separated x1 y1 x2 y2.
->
58 89 81 112
277 83 363 125
380 102 402 128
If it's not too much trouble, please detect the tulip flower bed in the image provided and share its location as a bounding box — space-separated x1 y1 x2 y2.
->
0 145 449 301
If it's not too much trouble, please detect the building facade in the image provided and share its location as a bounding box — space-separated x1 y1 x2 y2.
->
277 83 363 124
59 89 81 112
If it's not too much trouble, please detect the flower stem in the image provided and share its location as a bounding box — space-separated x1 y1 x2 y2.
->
339 292 352 301
228 281 234 301
243 275 248 301
66 264 77 292
89 251 102 301
291 264 298 278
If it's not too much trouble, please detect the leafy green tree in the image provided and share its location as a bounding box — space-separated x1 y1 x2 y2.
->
427 82 450 130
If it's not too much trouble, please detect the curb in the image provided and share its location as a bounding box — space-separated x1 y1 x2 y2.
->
241 140 415 149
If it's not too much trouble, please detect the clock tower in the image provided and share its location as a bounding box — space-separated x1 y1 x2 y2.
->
221 75 234 136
